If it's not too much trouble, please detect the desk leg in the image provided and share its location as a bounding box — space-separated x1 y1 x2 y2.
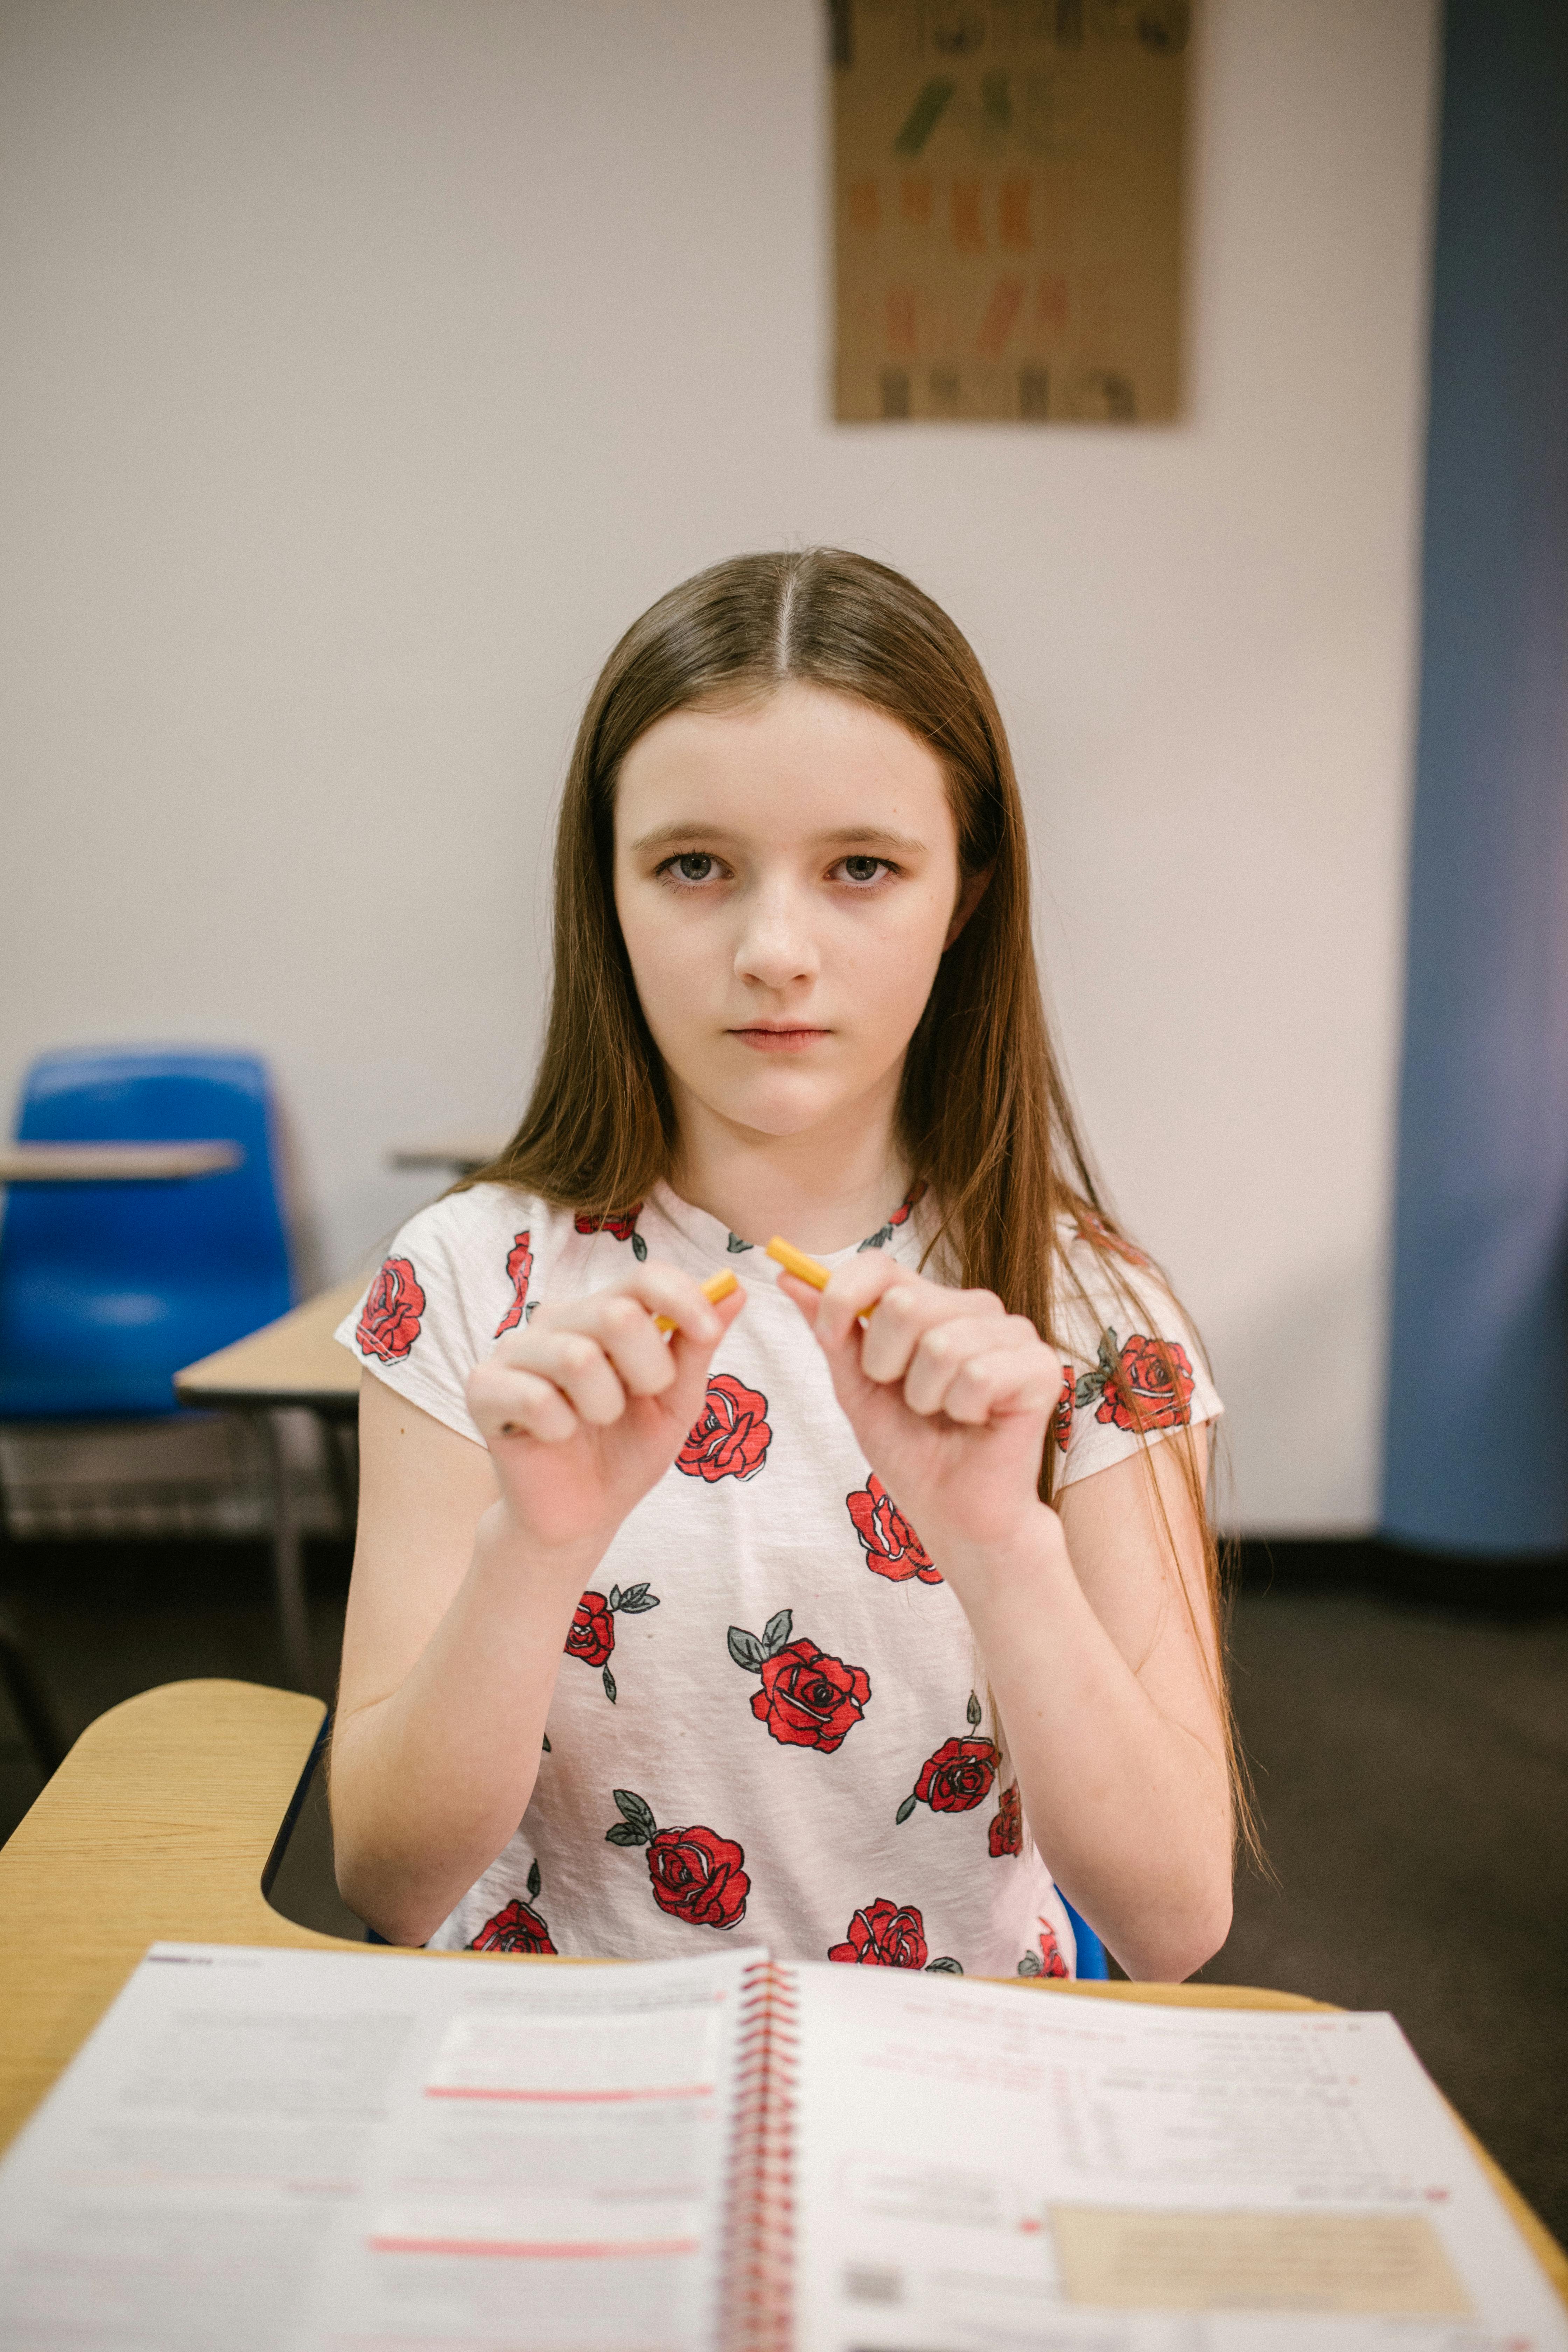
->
0 1448 68 1777
257 1410 315 1695
0 1607 66 1779
321 1412 358 1539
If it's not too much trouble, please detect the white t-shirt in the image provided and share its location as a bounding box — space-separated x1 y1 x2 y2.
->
337 1181 1221 1978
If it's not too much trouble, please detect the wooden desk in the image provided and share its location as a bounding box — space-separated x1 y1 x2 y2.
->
386 1132 507 1175
175 1281 364 1694
0 1681 1562 2309
176 1276 365 1415
0 1141 241 1182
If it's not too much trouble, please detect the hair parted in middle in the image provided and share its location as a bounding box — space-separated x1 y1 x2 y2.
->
468 546 1112 1368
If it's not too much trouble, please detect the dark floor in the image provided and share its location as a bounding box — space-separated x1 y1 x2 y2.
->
1 1534 1564 2240
1198 1550 1568 2247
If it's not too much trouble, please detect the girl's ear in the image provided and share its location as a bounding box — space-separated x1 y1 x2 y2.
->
944 866 993 952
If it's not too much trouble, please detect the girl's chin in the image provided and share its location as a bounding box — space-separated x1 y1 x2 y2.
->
687 1072 869 1141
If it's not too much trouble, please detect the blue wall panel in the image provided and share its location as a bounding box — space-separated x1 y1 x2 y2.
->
1383 0 1568 1553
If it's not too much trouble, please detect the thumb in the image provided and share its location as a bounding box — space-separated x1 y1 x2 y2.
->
778 1272 881 1422
664 1282 747 1415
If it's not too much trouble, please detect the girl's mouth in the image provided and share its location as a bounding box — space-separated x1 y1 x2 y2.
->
728 1027 830 1054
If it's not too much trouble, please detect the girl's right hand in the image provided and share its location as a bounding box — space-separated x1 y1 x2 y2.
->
465 1267 746 1561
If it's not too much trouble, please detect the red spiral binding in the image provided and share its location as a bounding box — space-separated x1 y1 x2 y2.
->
722 1956 798 2350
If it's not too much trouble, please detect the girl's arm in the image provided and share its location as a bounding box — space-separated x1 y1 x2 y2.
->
966 1434 1231 1983
786 1260 1232 1984
330 1268 744 1946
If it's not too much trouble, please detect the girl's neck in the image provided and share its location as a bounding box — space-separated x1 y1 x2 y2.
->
667 1084 909 1258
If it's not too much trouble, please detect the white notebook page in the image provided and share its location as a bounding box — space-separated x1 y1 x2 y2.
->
0 1941 760 2352
787 1965 1566 2352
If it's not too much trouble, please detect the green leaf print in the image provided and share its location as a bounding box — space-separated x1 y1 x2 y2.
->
1074 1328 1122 1412
728 1627 767 1673
612 1787 657 1841
762 1609 794 1656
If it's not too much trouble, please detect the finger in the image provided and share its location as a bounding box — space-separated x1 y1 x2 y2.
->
497 1264 736 1412
777 1269 891 1428
570 1291 680 1399
634 1262 729 1345
526 1262 726 1351
809 1252 920 1349
899 1312 1036 1417
467 1360 580 1446
857 1280 999 1387
665 1278 747 1397
524 1329 628 1427
780 1289 903 1430
653 1267 740 1332
776 1271 821 1328
923 1340 1063 1427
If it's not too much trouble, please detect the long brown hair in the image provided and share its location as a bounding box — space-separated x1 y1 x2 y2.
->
463 548 1252 1856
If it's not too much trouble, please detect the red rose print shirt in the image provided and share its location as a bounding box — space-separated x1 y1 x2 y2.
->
338 1184 1220 1977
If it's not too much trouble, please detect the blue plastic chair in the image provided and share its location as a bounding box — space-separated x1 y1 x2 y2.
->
0 1048 294 1421
1059 1890 1109 1980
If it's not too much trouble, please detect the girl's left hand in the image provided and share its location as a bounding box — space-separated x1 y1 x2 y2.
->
779 1255 1064 1584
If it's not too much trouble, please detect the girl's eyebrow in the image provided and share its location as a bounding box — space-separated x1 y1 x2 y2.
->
628 821 741 853
628 821 929 855
817 826 929 854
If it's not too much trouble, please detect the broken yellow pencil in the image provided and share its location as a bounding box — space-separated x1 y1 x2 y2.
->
653 1267 738 1332
764 1235 831 1289
765 1236 883 1318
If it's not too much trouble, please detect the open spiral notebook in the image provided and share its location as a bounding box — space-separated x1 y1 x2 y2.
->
0 1941 1560 2351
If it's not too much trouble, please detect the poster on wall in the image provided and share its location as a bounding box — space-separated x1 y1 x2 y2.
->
832 0 1190 424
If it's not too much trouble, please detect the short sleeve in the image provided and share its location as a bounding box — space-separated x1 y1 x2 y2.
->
335 1187 534 1446
1047 1223 1223 1491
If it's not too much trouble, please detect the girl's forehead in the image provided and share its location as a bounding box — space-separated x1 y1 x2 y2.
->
614 682 953 837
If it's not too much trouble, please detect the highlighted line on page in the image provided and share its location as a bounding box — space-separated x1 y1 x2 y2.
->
424 2082 714 2102
369 2234 701 2260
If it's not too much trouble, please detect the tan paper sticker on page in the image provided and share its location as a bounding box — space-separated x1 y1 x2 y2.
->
1051 2208 1474 2315
833 0 1189 424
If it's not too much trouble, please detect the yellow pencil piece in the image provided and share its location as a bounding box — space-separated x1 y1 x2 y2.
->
653 1267 739 1333
765 1236 831 1290
766 1234 882 1322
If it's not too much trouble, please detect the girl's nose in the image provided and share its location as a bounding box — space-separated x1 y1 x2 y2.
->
733 885 819 990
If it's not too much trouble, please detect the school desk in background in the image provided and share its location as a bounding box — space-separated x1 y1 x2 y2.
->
175 1279 363 1699
0 1048 285 1770
172 1127 510 1694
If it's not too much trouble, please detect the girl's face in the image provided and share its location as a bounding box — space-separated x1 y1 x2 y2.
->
613 682 967 1150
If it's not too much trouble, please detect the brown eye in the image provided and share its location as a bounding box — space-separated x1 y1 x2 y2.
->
673 853 714 882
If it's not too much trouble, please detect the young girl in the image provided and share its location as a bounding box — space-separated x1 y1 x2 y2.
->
330 549 1234 1983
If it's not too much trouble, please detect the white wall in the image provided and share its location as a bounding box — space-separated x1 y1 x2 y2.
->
0 0 1437 1533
